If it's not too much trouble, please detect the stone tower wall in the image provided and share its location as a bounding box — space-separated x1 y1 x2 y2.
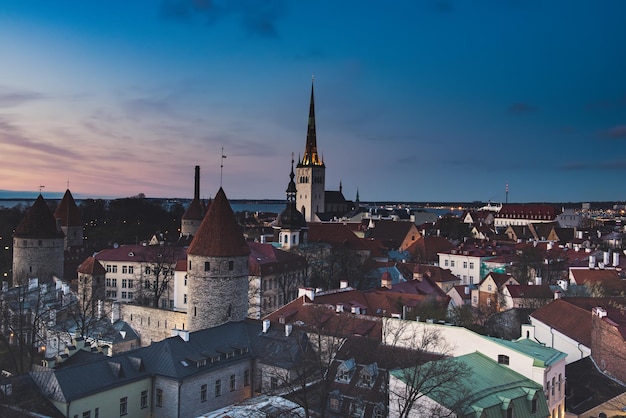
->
187 254 249 332
12 237 64 283
181 219 201 237
62 225 84 249
296 165 325 222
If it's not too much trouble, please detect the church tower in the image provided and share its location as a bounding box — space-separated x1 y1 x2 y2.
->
296 79 325 222
54 188 83 251
186 187 250 331
273 157 308 250
12 195 65 284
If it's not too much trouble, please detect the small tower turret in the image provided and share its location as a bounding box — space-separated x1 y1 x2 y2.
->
274 157 308 250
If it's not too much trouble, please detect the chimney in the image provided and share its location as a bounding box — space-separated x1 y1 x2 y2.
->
111 302 120 324
614 252 620 267
262 319 270 333
554 290 562 300
194 165 200 200
298 287 315 301
593 307 607 318
603 251 610 266
381 272 393 289
285 324 292 337
340 280 349 289
589 255 596 269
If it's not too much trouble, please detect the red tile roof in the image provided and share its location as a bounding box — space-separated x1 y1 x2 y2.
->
187 188 250 257
77 256 106 275
306 223 372 251
247 242 306 275
95 244 187 263
182 198 204 220
405 236 454 262
505 284 553 299
531 298 594 347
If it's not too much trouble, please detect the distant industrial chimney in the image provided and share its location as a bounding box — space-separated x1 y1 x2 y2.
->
194 165 200 200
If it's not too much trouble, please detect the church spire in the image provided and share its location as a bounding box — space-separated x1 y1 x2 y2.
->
300 77 323 167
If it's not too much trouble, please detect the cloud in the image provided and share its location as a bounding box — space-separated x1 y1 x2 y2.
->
159 0 285 38
0 87 45 107
600 125 626 139
508 102 538 113
0 117 81 160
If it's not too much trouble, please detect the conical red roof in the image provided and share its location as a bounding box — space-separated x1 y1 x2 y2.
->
54 189 82 226
187 188 250 257
14 195 64 239
77 256 106 275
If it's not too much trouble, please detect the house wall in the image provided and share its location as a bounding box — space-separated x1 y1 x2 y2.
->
525 321 591 364
176 361 254 418
437 253 483 285
591 313 626 383
62 377 152 418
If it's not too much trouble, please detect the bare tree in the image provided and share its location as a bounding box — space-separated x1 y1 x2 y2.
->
384 319 472 418
135 244 181 309
0 278 53 374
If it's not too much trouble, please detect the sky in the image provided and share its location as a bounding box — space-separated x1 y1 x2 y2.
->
1 1 626 203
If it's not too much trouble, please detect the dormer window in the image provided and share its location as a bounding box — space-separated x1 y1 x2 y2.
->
497 354 509 365
336 359 356 383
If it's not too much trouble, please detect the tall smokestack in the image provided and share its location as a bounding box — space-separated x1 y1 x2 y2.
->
194 165 200 200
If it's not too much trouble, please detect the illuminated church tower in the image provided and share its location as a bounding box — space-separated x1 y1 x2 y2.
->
296 79 325 222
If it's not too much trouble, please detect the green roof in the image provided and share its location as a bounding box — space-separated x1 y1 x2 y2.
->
487 337 567 367
391 352 550 417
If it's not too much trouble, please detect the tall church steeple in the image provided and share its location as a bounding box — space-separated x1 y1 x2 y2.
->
300 79 324 167
296 78 326 222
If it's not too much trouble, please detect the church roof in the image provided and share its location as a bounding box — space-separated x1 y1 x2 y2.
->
298 80 324 167
187 188 250 257
54 189 82 227
14 195 64 239
77 256 106 275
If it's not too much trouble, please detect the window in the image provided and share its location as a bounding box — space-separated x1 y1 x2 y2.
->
94 408 99 418
201 384 207 402
551 377 555 395
184 275 187 286
228 261 234 271
121 292 127 299
112 265 118 273
451 260 455 267
215 379 221 397
497 354 509 365
141 390 148 409
487 285 492 291
469 262 474 269
107 265 112 273
271 376 278 390
120 397 128 416
156 388 163 407
531 397 538 413
83 412 91 418
106 278 112 287
244 369 250 386
361 373 371 386
339 369 350 382
205 262 210 271
112 278 117 287
127 292 133 300
122 279 127 288
558 374 562 392
329 398 340 411
128 266 133 274
444 260 449 267
122 266 128 274
145 266 151 275
463 262 467 268
230 374 236 391
184 294 187 304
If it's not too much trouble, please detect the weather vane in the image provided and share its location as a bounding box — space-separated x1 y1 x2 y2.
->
38 185 45 194
220 147 227 187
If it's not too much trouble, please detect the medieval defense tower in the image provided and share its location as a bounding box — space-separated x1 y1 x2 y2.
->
53 188 83 251
296 80 325 222
181 165 206 238
12 195 65 284
186 187 250 331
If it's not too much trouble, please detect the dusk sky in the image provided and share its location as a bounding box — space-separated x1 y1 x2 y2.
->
2 1 626 203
